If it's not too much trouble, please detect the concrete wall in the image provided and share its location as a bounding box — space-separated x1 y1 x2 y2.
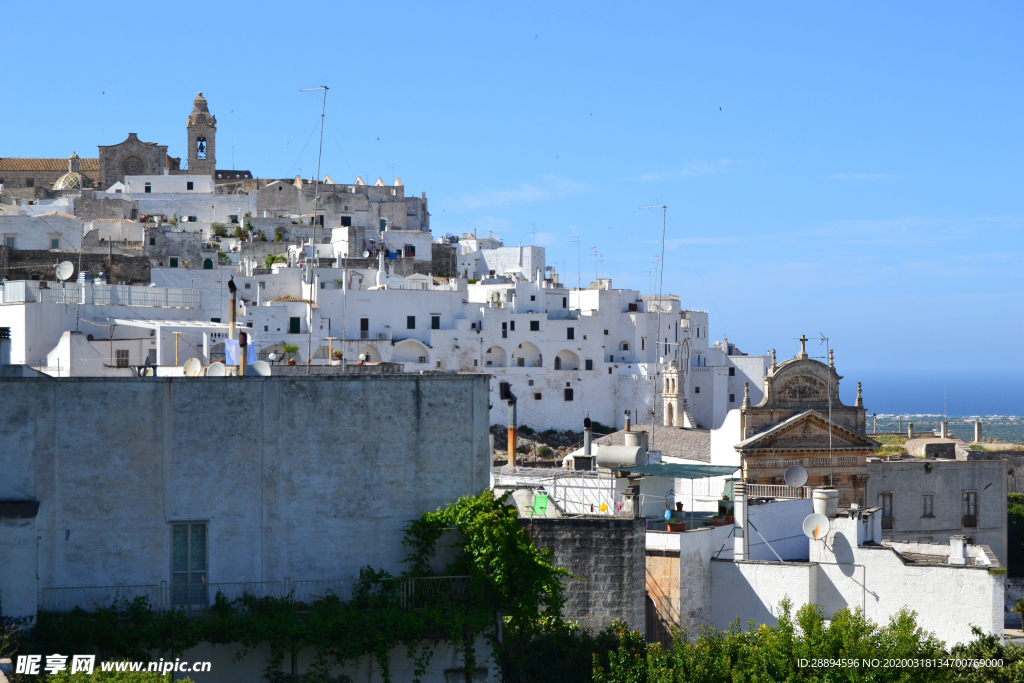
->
0 213 83 250
526 517 646 634
711 559 817 630
0 373 490 619
867 458 1008 567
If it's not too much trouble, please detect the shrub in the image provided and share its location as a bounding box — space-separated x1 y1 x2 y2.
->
519 425 536 436
211 223 228 238
264 255 287 270
537 446 554 457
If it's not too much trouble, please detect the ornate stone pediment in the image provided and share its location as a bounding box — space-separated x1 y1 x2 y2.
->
736 410 877 453
775 373 828 402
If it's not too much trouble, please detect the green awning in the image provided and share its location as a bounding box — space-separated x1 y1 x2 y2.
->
616 463 740 479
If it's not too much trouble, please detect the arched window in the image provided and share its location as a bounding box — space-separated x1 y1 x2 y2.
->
196 137 207 160
203 258 213 270
554 356 561 370
667 404 674 426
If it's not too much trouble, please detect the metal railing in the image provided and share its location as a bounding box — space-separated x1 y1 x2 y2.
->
744 484 814 499
39 576 471 614
93 284 200 308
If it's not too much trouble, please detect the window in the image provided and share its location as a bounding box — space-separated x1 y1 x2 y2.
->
407 315 416 330
567 327 575 340
564 388 574 401
432 315 440 330
210 317 221 323
729 394 735 403
922 495 934 518
695 386 700 394
530 320 540 331
264 325 269 332
628 303 638 312
436 361 441 368
608 367 612 374
203 259 213 269
150 237 157 246
562 297 567 308
50 238 60 249
474 359 478 366
189 216 197 223
641 338 645 351
604 329 609 336
144 183 152 194
585 359 593 371
528 380 534 386
404 245 416 257
535 393 542 400
418 356 427 363
171 522 207 606
510 321 515 331
962 492 977 527
501 322 507 338
26 179 34 188
147 349 157 365
115 349 130 367
258 282 265 289
554 357 561 370
518 358 525 367
880 493 894 529
3 235 14 248
621 342 629 351
360 318 369 339
289 317 301 334
196 137 207 160
530 295 536 301
341 216 352 227
169 257 179 268
729 367 736 376
229 215 238 224
186 181 194 190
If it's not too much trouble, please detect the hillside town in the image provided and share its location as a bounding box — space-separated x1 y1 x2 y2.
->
0 93 1017 682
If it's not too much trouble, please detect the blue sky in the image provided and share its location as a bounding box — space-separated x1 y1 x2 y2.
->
4 2 1022 388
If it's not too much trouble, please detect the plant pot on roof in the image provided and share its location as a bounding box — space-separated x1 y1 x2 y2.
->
283 343 299 365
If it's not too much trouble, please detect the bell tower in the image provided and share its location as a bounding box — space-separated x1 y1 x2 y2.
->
186 92 216 177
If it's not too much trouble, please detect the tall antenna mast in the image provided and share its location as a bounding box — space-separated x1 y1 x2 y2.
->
640 205 667 450
300 85 329 374
571 235 581 288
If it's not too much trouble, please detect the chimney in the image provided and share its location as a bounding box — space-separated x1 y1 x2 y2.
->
239 331 247 376
733 481 748 560
227 277 237 341
624 410 631 433
583 417 592 456
940 422 949 439
908 422 914 439
975 421 983 443
949 536 968 566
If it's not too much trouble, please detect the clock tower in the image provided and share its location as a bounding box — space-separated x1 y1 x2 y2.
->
186 92 216 177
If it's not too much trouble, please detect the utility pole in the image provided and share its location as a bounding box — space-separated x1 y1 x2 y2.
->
300 85 329 375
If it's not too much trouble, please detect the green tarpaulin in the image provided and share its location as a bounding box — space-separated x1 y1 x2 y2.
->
616 463 740 479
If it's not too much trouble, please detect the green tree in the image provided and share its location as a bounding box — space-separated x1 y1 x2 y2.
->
1008 493 1024 577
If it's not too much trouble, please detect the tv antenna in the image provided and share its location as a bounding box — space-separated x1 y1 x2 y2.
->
570 235 581 288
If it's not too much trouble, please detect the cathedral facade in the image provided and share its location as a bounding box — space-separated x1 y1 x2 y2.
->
735 336 876 506
1 93 221 192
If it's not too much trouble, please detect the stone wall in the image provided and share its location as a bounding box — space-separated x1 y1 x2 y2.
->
0 373 491 619
0 247 150 284
76 195 136 221
432 242 458 278
524 517 646 634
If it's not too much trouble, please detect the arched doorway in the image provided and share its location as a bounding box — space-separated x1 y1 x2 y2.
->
203 258 214 270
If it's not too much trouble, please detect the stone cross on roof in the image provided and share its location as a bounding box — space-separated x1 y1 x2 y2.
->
797 334 808 359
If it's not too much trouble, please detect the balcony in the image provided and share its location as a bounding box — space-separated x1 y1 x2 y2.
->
39 576 470 614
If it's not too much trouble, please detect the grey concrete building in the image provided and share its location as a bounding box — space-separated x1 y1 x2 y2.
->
866 456 1008 567
0 372 490 620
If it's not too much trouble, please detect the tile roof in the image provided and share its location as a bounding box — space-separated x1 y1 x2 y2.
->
0 158 99 172
595 424 711 462
33 211 78 219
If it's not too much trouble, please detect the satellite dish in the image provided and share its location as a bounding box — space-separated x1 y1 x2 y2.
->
250 360 271 376
206 362 227 377
362 250 370 258
784 465 809 489
55 261 74 282
802 513 831 541
183 358 202 377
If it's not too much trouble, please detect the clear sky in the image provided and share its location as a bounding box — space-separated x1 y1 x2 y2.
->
4 2 1022 384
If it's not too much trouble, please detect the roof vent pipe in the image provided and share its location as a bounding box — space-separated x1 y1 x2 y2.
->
733 481 749 560
624 410 631 433
583 417 592 456
227 277 237 341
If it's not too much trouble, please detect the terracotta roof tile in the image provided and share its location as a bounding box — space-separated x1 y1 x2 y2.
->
0 158 99 172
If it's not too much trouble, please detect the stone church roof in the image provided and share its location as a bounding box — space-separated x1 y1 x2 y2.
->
596 424 711 462
736 410 878 451
0 158 99 171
